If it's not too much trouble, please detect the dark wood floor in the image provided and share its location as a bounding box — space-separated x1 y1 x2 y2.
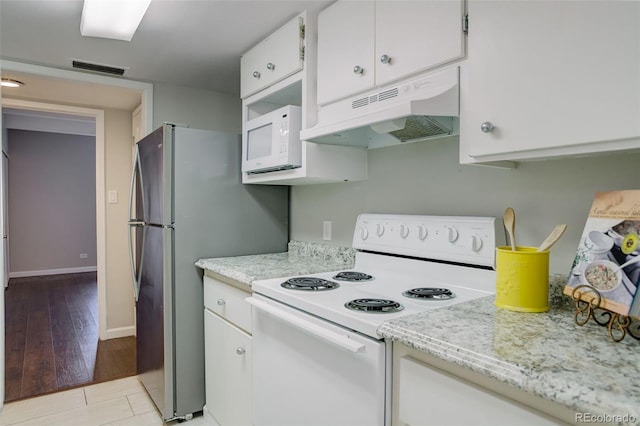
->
4 272 136 402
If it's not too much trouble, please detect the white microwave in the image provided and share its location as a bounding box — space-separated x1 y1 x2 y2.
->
242 105 302 174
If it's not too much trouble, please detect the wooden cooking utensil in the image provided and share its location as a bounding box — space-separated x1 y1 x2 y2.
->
537 224 567 252
503 207 517 251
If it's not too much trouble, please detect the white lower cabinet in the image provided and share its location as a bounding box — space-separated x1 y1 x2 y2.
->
203 275 252 426
393 344 571 425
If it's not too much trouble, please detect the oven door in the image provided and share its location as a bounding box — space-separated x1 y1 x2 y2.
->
247 294 389 426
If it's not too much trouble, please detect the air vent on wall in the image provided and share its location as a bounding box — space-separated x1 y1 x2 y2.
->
72 60 125 76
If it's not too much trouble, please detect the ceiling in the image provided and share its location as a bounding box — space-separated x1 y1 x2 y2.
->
0 0 334 98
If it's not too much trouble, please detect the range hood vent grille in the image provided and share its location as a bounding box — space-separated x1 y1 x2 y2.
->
72 60 125 76
388 116 452 142
378 87 398 102
352 87 400 110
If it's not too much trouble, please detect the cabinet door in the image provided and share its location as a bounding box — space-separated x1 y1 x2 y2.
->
375 0 465 87
397 355 560 425
241 16 304 99
317 1 375 105
204 310 252 426
460 1 640 162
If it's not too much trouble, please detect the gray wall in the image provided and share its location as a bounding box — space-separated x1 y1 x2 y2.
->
153 83 242 133
7 129 96 275
291 136 640 274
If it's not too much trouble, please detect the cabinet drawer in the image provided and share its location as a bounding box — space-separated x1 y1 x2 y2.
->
204 276 252 334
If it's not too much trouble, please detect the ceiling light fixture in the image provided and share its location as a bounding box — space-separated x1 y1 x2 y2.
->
80 0 152 42
1 78 25 88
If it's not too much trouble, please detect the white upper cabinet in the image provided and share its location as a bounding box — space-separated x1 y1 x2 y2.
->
317 0 465 106
241 11 368 185
375 1 465 87
460 1 640 165
317 1 375 105
241 16 304 99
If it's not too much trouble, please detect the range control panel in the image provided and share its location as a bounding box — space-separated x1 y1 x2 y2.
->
352 214 505 268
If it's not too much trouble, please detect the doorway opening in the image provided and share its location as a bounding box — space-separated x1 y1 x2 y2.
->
0 63 152 408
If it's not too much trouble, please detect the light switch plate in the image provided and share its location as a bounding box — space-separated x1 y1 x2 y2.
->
108 190 118 204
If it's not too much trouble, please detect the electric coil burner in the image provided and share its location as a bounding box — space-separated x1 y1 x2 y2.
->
281 277 339 291
345 298 404 313
402 287 456 300
333 271 374 282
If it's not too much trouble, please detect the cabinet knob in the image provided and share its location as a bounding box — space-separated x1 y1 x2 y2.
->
217 299 226 306
266 62 275 71
380 54 391 64
480 122 494 133
236 347 246 355
252 71 261 79
353 65 364 75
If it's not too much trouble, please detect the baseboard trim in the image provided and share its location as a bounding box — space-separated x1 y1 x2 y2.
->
9 266 98 278
103 325 136 340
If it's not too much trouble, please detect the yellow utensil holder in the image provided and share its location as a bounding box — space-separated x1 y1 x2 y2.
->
496 246 549 313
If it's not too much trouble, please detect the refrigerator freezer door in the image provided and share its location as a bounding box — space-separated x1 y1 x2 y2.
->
137 224 175 419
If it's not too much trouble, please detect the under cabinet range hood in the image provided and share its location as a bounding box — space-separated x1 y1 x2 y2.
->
301 67 460 149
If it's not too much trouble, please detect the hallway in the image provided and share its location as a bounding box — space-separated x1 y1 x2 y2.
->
4 272 135 402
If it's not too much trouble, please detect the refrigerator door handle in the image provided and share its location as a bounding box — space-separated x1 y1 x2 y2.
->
129 145 145 222
128 222 145 301
128 146 145 301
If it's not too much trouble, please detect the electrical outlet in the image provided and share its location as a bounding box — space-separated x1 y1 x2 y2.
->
80 253 88 259
323 221 332 241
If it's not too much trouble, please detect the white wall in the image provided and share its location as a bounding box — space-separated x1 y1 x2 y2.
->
104 109 135 333
7 129 97 275
291 136 640 274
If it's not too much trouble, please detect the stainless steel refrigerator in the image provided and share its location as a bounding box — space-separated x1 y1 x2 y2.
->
128 124 288 421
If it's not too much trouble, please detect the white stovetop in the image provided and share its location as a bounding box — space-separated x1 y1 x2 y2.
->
252 251 496 339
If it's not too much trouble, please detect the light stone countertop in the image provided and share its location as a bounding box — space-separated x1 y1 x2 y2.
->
379 281 640 424
195 240 355 286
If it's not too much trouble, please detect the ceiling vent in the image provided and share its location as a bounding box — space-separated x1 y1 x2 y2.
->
72 60 125 76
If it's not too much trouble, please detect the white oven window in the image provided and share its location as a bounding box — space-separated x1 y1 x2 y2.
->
246 123 272 160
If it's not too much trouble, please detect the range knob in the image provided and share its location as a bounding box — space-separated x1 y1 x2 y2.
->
417 225 428 241
446 226 459 242
376 223 385 237
470 235 483 252
400 224 409 239
359 226 369 240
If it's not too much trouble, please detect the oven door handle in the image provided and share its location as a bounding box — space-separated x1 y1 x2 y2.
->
246 297 367 353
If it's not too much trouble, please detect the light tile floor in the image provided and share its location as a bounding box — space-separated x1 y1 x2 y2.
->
0 376 209 426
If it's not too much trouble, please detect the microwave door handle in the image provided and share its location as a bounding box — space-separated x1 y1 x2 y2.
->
246 297 366 353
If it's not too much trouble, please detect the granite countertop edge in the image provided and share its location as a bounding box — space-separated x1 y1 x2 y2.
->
195 240 356 286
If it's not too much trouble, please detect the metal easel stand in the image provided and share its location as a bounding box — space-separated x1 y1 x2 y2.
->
571 285 640 342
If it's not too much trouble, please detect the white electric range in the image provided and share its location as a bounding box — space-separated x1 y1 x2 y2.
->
248 214 504 426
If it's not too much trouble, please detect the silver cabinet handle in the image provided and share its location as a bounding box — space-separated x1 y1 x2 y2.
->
266 62 275 71
353 65 364 75
480 122 494 133
236 347 246 355
252 71 261 79
380 54 391 64
217 299 226 306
